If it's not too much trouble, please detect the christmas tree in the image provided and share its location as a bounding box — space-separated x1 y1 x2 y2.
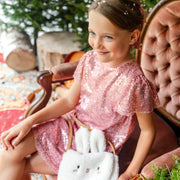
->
142 0 161 14
0 0 93 51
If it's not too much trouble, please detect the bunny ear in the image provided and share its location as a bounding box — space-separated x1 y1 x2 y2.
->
75 127 90 154
90 129 106 153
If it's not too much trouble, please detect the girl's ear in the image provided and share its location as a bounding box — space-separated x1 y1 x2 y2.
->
129 29 140 46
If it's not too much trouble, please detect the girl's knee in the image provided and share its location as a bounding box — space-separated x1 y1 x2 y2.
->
0 148 25 164
0 131 36 164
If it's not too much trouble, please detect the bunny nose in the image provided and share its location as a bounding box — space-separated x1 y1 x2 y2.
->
86 168 90 173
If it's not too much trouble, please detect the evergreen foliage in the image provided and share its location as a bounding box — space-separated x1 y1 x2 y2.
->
0 0 93 51
0 0 161 51
147 156 180 180
142 0 161 14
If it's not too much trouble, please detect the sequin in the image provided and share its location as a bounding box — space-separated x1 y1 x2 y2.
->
33 50 160 174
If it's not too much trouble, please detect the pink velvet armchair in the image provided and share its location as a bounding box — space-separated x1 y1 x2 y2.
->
137 0 180 177
26 0 180 179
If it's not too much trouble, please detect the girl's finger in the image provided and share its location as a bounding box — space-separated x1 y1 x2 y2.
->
1 131 9 150
1 138 8 150
1 130 9 140
12 131 24 147
4 131 18 149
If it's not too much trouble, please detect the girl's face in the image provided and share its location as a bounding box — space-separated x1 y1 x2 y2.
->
88 10 135 66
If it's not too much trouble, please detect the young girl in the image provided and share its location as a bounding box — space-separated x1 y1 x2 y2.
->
0 0 159 179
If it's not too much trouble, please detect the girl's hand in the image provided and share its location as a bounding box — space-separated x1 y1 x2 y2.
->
0 119 32 150
118 171 135 180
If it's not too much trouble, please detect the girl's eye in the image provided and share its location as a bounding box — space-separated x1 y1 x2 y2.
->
105 35 113 40
89 31 95 36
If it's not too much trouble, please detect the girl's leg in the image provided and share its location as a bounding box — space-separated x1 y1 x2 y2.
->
24 152 55 175
0 130 53 180
23 150 56 180
21 174 31 180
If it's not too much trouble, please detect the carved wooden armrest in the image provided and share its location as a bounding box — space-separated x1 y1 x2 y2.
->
25 70 53 117
51 61 79 82
25 61 79 118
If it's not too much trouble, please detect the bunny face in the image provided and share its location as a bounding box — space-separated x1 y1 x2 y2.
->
58 127 119 180
58 150 118 180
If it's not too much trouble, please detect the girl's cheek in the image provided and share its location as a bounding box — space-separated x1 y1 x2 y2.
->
88 37 94 48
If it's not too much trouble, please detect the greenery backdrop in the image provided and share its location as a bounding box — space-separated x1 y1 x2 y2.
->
0 0 161 52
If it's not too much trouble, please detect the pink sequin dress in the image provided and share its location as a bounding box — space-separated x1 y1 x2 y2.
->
33 50 159 174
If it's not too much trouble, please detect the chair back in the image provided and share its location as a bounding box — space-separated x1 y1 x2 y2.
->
137 0 180 127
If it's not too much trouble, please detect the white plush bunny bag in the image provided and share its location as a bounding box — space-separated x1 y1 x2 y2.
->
57 114 119 180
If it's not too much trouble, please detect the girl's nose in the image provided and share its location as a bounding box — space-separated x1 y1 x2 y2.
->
94 37 102 49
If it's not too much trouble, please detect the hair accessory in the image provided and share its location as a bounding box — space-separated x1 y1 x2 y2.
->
124 10 128 15
97 0 106 5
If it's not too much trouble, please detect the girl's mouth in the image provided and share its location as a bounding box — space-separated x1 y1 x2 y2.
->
96 51 109 55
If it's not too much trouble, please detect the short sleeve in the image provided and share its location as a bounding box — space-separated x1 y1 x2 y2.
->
73 52 87 83
117 75 160 116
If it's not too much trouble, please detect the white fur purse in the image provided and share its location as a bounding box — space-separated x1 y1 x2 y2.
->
57 115 119 180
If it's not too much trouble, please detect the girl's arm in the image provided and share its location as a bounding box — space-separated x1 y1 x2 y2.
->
1 81 81 150
29 81 81 125
118 112 156 180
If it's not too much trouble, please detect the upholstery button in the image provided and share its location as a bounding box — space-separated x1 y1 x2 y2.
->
166 96 171 102
166 63 170 68
166 43 171 49
152 37 157 42
151 55 156 60
154 70 158 74
164 25 169 31
167 79 172 85
156 87 160 92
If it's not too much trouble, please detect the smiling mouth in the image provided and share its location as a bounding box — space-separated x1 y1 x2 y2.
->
96 51 109 55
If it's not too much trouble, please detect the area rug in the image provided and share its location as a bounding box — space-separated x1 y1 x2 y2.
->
0 53 46 180
0 53 40 133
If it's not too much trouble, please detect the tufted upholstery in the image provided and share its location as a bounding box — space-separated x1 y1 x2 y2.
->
137 0 180 126
136 0 180 178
